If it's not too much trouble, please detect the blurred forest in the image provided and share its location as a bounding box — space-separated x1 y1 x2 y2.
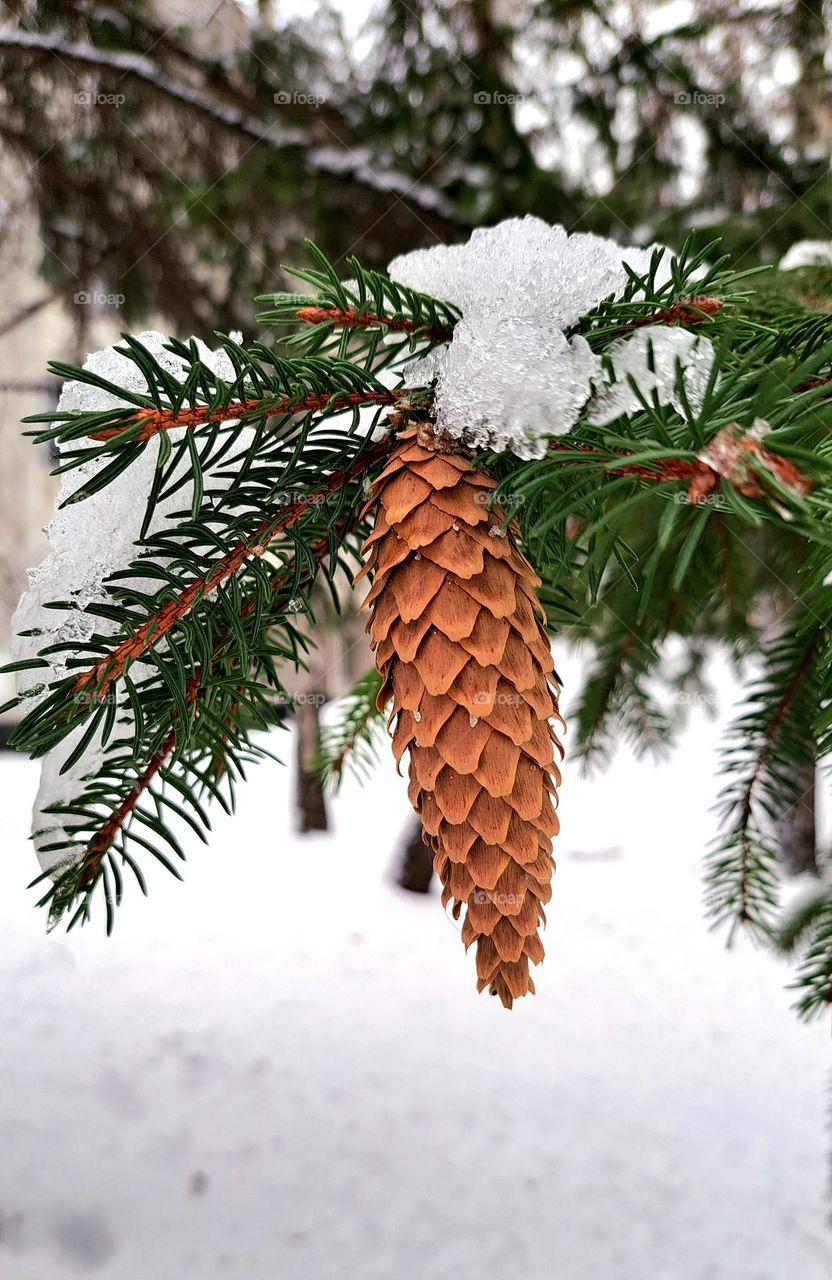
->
1 0 830 336
1 0 831 851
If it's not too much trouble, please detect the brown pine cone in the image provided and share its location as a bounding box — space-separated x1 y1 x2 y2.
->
357 423 563 1007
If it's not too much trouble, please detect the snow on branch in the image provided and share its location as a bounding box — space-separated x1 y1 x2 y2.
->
0 30 457 220
388 218 722 459
69 440 389 707
90 388 402 442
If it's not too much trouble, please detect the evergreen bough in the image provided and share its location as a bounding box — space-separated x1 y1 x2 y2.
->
5 229 832 1017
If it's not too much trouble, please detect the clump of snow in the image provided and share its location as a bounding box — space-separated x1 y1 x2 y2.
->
388 216 670 458
11 332 248 873
586 328 716 426
780 241 832 271
12 332 240 697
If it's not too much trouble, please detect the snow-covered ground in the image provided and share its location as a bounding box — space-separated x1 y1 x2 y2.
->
1 654 830 1280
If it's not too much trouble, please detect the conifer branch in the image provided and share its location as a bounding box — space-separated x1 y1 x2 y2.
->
72 532 341 894
621 295 724 333
34 518 359 931
10 229 832 1021
296 306 454 343
545 430 813 506
77 696 194 891
71 440 390 705
707 628 821 940
89 390 403 442
314 668 386 791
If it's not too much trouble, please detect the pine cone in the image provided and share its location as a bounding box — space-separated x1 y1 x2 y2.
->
358 423 563 1007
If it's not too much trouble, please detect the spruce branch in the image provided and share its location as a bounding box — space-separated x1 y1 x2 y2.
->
10 227 832 1007
295 306 454 344
789 893 832 1021
0 29 458 223
623 295 724 331
75 687 197 893
706 628 821 941
11 437 391 760
544 430 813 506
88 390 401 443
31 522 359 933
313 668 387 791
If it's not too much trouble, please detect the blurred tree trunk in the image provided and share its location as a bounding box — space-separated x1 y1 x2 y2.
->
295 698 328 832
777 758 818 877
793 0 832 162
397 819 434 894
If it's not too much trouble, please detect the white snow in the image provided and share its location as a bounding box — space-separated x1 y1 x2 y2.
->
0 651 830 1280
587 327 716 426
12 330 240 695
780 241 832 271
10 333 248 874
389 217 670 458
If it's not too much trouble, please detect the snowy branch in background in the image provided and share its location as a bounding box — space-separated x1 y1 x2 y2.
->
0 29 457 220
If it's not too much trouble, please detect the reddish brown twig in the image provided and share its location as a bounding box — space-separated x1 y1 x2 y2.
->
547 426 812 504
89 389 402 442
72 442 389 703
687 427 813 503
296 305 454 343
794 373 832 394
622 295 723 334
77 676 201 888
77 526 348 881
